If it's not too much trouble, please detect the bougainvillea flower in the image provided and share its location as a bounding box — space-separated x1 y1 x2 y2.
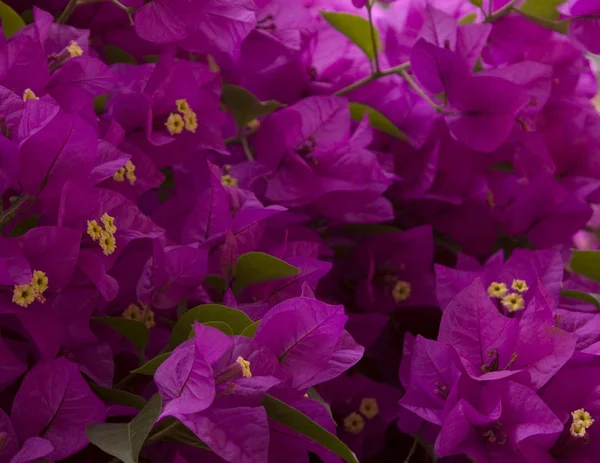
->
568 0 600 54
254 296 363 390
436 379 563 462
134 0 257 55
10 357 105 460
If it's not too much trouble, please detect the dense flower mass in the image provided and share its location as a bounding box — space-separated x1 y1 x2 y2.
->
2 0 600 462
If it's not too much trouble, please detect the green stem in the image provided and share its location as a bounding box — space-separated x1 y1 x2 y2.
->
56 0 78 23
334 62 410 97
240 136 255 161
403 437 419 463
366 2 381 75
484 0 519 23
0 195 32 227
399 69 445 113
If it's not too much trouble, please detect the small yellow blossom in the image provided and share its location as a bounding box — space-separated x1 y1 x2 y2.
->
392 281 411 302
87 220 103 241
572 409 594 428
99 230 116 256
511 279 529 293
122 304 142 321
571 421 587 438
501 293 525 312
487 282 508 298
221 174 238 188
359 398 379 419
125 160 137 185
236 356 252 378
67 41 83 57
183 110 198 133
22 89 38 101
343 412 365 434
12 284 35 307
165 113 184 135
144 309 156 329
30 270 49 295
101 213 117 235
176 99 191 114
113 167 126 182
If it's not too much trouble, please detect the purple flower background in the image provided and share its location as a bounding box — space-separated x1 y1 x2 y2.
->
1 0 600 462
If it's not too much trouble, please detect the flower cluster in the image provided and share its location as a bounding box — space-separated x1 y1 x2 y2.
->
1 0 600 462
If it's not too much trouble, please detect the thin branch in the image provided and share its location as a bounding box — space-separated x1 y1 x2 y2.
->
334 62 410 97
484 0 520 23
366 1 381 75
56 0 79 23
399 69 445 113
403 438 419 463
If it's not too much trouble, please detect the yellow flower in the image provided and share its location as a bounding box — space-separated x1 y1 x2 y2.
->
67 41 83 57
511 279 529 293
101 213 117 235
359 398 379 419
343 412 365 434
501 293 525 312
30 270 49 295
236 356 252 378
99 230 116 256
165 113 184 135
183 110 198 133
23 89 38 101
176 99 191 114
221 174 238 188
87 220 103 241
12 284 35 307
122 304 142 321
392 281 411 302
487 282 508 298
112 167 126 182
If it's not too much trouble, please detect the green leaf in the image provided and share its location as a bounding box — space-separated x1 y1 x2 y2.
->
89 385 147 411
87 394 162 463
307 387 333 418
560 289 600 311
221 84 284 129
320 11 380 61
459 12 478 24
94 94 107 115
262 395 359 463
93 317 149 355
150 418 209 449
240 320 261 338
170 304 253 348
203 321 234 336
518 0 568 33
0 2 25 39
468 0 483 6
104 45 137 64
131 352 171 376
203 274 227 293
233 252 300 293
348 102 407 141
570 250 600 283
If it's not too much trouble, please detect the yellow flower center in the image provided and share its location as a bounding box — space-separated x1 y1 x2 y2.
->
22 89 38 101
359 397 379 419
176 99 191 114
501 293 525 312
207 54 220 73
125 160 136 185
487 282 508 298
392 281 411 302
30 270 49 295
343 412 365 434
183 110 198 133
122 303 155 328
511 279 529 293
236 356 252 378
221 174 238 188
